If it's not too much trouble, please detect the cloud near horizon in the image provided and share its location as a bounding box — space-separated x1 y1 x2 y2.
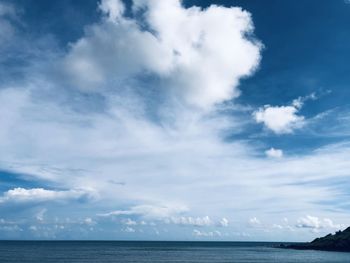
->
0 187 95 204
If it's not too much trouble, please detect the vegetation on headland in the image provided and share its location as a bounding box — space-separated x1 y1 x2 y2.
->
280 227 350 252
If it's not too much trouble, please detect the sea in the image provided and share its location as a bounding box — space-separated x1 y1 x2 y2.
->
0 241 349 263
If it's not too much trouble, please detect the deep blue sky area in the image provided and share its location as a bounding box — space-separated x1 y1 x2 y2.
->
236 0 350 152
1 0 350 241
232 0 350 109
12 0 100 46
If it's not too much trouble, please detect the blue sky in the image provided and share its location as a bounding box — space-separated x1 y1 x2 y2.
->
0 0 350 241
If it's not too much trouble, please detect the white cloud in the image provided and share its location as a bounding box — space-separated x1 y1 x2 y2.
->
166 216 212 227
296 215 322 229
193 229 222 237
84 217 96 225
29 225 37 231
35 208 47 221
64 0 261 109
219 217 229 227
98 204 188 219
123 226 136 233
99 0 125 22
122 218 137 225
0 188 95 204
254 93 319 134
254 104 304 134
272 224 283 229
249 217 261 226
265 148 283 158
296 215 344 231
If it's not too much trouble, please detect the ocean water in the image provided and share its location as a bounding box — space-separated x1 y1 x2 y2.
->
0 241 349 263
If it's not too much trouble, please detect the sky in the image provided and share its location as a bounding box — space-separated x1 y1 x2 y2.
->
0 0 350 241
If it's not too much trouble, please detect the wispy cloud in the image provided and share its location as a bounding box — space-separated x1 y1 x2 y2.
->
0 187 96 204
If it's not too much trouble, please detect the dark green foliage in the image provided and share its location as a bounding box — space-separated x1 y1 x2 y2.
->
284 227 350 252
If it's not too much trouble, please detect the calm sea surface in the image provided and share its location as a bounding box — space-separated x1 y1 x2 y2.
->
0 241 349 263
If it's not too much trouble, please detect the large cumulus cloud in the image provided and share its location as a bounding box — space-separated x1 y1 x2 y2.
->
64 0 261 109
